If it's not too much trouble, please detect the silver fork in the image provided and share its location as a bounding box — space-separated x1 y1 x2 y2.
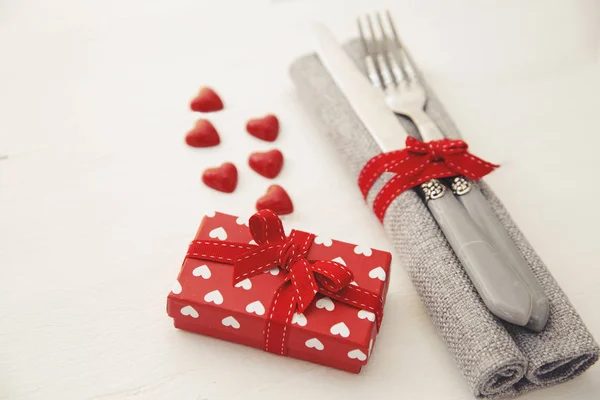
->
360 12 445 141
360 11 549 331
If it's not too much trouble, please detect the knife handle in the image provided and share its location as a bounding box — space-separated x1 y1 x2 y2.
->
420 180 533 326
449 177 549 331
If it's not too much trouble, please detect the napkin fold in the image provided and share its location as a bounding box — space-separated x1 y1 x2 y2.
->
289 39 598 398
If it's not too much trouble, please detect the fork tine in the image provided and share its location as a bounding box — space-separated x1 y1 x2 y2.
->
358 16 384 90
385 10 418 82
357 17 369 55
369 13 394 90
366 15 378 53
366 14 387 88
385 10 401 48
376 12 405 87
375 13 389 51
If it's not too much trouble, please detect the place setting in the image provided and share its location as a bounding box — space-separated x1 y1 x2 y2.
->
163 8 599 399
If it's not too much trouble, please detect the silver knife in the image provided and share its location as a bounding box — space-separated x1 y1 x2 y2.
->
314 24 534 327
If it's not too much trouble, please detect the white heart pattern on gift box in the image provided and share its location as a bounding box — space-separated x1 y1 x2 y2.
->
305 338 324 351
316 297 335 311
291 312 307 326
206 210 216 218
347 349 367 361
264 267 279 276
171 280 182 295
330 322 350 337
204 289 224 305
221 316 240 329
249 239 257 245
358 309 376 322
350 281 358 286
245 300 265 315
209 227 227 240
368 266 386 281
192 265 211 279
236 216 248 226
330 256 346 266
180 305 199 318
314 236 332 247
234 278 252 290
353 245 373 257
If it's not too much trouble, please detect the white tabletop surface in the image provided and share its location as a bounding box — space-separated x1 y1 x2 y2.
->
2 0 600 399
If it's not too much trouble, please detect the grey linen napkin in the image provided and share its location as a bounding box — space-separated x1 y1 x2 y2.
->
289 39 599 398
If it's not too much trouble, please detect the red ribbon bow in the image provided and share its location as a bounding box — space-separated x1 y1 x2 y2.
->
358 137 498 221
186 210 383 356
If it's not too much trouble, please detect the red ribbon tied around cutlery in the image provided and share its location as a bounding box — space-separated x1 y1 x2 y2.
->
186 209 383 356
359 137 499 221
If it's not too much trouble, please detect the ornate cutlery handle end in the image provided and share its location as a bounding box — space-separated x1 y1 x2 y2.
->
420 179 446 201
450 176 474 196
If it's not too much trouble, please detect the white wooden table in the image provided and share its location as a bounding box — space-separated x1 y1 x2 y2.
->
1 0 599 399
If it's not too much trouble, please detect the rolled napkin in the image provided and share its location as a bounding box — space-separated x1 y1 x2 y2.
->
289 39 598 398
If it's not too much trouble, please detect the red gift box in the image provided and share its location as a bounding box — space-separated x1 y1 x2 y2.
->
166 210 391 373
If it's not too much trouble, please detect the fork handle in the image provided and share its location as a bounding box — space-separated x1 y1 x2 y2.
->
421 179 533 327
449 177 549 331
409 109 446 141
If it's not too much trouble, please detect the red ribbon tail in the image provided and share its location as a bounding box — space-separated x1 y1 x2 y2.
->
446 153 498 180
187 241 253 265
322 286 384 331
264 284 296 355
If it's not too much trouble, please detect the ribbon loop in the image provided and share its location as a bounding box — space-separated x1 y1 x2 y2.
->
312 260 354 293
249 209 286 245
405 136 428 154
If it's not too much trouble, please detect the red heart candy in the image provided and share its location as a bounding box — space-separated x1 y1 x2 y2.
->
248 149 284 179
202 162 238 193
256 185 293 215
185 119 220 148
246 114 279 142
190 87 224 112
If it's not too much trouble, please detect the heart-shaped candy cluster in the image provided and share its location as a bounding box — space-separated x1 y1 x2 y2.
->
182 87 293 214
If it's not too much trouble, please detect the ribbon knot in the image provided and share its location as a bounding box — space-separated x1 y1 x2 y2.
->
358 137 498 222
278 242 302 272
185 209 384 356
427 141 444 162
407 137 469 162
233 210 356 315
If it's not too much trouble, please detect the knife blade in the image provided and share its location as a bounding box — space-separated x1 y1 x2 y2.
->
312 24 410 149
314 24 534 327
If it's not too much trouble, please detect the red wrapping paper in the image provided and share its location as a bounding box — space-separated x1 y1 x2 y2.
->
166 212 392 373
